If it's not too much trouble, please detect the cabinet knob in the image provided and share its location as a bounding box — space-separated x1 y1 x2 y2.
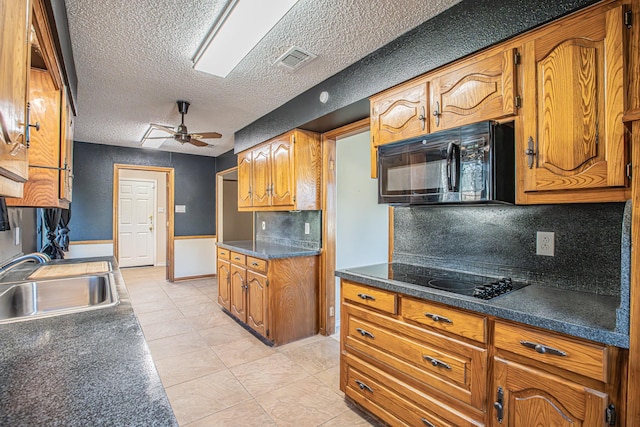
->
432 101 441 127
525 136 537 169
418 106 426 131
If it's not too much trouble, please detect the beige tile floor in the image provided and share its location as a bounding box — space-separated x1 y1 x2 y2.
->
122 267 380 426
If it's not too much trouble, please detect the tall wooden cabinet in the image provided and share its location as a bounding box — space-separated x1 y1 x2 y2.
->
237 129 321 211
520 4 627 200
0 0 31 197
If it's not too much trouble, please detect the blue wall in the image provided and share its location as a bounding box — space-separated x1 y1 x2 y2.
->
72 142 218 240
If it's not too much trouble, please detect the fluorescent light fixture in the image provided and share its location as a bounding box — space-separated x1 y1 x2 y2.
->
193 0 300 78
140 126 171 149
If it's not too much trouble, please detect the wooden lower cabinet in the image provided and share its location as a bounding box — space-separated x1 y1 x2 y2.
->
340 279 626 427
491 357 609 427
217 247 318 345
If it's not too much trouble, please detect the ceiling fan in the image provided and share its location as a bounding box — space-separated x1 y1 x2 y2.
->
146 101 222 147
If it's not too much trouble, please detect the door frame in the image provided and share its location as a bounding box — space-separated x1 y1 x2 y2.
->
216 166 237 244
117 177 157 268
113 164 175 281
321 118 388 336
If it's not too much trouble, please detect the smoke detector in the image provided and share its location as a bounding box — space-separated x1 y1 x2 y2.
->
274 46 317 71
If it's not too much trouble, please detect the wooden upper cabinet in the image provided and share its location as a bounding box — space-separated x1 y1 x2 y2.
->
520 4 626 199
429 48 517 131
270 137 294 207
370 78 428 147
0 0 31 197
237 150 252 209
59 88 74 202
492 357 609 427
237 129 320 211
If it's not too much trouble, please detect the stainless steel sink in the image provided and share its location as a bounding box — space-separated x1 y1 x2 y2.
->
0 273 119 323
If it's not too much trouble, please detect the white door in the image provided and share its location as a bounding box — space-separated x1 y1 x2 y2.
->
119 179 156 267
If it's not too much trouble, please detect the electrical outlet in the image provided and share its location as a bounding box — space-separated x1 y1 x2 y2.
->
329 306 334 317
261 221 266 230
304 222 310 235
536 231 555 256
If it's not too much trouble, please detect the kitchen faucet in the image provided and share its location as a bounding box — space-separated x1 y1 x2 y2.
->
0 252 51 275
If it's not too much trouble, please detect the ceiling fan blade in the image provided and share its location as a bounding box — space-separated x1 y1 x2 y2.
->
189 138 209 147
191 131 222 139
150 123 176 134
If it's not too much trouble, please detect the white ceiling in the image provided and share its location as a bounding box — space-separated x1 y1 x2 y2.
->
64 0 461 157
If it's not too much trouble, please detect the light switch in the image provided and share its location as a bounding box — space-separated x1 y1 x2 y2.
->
14 227 20 246
304 223 310 235
158 207 165 213
175 205 186 213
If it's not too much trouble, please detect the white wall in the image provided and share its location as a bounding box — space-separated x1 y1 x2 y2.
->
174 237 216 279
66 242 114 259
335 131 389 330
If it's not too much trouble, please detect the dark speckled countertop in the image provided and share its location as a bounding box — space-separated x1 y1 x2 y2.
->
217 240 321 259
336 263 628 348
0 257 177 426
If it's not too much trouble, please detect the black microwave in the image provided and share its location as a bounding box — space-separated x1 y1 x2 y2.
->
378 121 515 205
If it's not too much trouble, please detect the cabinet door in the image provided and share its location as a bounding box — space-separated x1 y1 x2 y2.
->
522 6 625 193
429 48 517 131
0 0 30 188
246 270 268 339
237 150 253 208
270 137 294 207
217 259 231 311
59 88 73 202
229 264 247 322
251 144 271 208
492 357 608 427
370 79 429 147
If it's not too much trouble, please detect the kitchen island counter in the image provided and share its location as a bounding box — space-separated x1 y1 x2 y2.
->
336 263 628 348
217 240 320 259
0 257 177 426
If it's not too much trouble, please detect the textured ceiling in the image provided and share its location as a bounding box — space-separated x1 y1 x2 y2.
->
64 0 461 157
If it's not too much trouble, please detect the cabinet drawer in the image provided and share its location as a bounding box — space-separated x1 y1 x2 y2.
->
344 305 486 410
342 280 397 315
494 321 608 382
401 297 487 343
246 256 267 272
345 354 483 427
217 247 230 260
230 252 246 265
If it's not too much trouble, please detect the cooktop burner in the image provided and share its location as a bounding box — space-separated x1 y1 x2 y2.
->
350 263 528 300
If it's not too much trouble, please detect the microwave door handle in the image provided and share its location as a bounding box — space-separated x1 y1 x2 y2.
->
446 142 454 191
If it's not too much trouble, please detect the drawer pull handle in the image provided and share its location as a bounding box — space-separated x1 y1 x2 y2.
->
357 293 376 301
421 419 436 427
425 313 452 324
355 328 375 339
520 340 567 357
423 355 452 370
251 262 259 266
234 256 241 261
354 380 373 393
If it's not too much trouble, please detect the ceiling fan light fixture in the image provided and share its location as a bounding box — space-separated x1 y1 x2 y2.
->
140 125 170 149
193 0 300 78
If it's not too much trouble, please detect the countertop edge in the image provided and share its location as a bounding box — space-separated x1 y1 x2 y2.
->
336 268 629 348
217 241 321 259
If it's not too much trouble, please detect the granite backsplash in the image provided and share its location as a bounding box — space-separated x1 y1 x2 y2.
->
255 210 321 250
393 202 628 297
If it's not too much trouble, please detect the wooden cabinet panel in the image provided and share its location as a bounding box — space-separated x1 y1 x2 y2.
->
217 259 231 311
429 48 517 131
217 247 230 260
494 321 608 382
0 0 30 196
251 144 271 207
370 78 429 147
492 357 609 427
345 354 483 427
270 137 294 207
246 270 268 338
230 251 246 265
520 5 626 198
230 263 247 323
246 256 267 272
401 297 487 343
237 150 252 208
58 87 73 202
342 280 397 315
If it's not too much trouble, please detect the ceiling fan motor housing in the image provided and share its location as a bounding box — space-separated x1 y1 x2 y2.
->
177 100 190 115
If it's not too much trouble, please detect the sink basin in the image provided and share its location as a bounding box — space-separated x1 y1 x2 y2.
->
0 273 119 323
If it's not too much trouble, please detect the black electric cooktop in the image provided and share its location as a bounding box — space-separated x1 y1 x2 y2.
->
348 263 528 300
